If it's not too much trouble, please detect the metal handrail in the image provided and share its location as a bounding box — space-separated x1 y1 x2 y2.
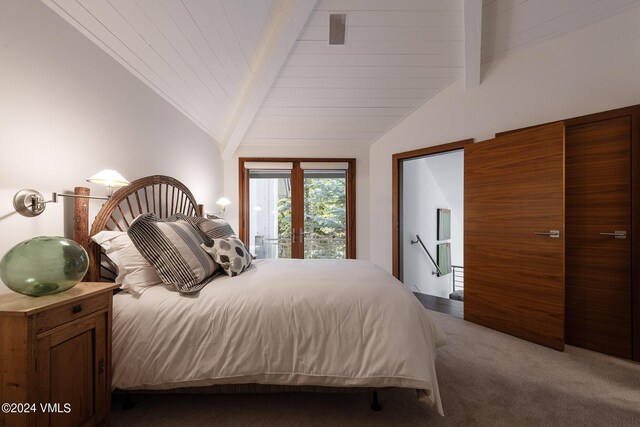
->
410 234 443 277
452 265 464 292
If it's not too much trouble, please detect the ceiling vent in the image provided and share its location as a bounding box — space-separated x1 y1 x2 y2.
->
329 13 346 45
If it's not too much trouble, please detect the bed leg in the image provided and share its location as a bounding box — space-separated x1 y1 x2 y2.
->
370 391 382 411
121 391 135 411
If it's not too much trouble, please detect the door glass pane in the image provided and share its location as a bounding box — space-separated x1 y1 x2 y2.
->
303 170 347 259
249 170 292 259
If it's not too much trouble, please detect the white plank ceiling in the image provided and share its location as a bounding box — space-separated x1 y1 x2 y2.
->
42 0 640 152
42 0 292 143
481 0 640 61
244 0 466 147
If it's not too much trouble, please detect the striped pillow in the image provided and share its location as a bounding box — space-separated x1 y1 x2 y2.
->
196 217 236 240
128 213 220 294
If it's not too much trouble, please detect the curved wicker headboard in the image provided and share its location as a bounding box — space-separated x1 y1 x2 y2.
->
79 175 202 282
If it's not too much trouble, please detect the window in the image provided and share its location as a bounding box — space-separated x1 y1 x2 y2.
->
240 159 356 259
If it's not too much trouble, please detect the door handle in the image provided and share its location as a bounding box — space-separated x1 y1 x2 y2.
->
534 230 560 238
599 231 626 239
291 227 296 243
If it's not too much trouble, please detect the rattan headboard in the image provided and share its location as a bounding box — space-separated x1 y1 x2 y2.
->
73 175 203 282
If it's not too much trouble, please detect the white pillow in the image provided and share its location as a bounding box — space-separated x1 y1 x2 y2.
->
91 230 162 296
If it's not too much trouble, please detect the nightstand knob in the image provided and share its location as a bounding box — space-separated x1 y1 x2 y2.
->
72 304 83 314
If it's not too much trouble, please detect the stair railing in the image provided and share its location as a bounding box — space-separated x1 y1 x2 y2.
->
410 234 443 277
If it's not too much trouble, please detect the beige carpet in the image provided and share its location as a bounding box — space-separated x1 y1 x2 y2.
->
111 310 640 426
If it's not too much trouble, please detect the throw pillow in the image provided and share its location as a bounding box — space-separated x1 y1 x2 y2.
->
128 213 220 294
91 230 162 296
202 237 252 277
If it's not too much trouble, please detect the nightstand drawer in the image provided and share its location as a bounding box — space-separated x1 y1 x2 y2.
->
36 292 109 333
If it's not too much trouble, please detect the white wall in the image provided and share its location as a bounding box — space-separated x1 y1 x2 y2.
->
402 152 463 297
370 8 640 272
224 144 370 260
0 0 223 293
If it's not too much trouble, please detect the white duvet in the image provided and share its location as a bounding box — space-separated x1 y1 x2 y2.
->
112 259 446 414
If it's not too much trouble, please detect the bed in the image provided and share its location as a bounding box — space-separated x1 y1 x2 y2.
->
74 175 445 415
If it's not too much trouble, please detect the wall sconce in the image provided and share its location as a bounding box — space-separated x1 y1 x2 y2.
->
13 169 130 217
205 197 231 219
216 197 231 212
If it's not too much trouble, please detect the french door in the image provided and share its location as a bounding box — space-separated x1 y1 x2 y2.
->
239 158 356 260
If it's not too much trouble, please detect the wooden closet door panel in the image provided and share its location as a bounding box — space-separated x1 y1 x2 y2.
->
565 116 632 358
465 122 565 350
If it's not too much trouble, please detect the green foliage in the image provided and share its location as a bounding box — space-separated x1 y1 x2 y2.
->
277 177 346 259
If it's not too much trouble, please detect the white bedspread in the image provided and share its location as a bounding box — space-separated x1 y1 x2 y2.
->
112 259 446 414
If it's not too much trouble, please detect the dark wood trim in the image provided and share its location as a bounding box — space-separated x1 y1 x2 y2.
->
239 158 250 250
347 160 357 258
631 106 640 361
391 139 473 279
291 163 304 259
238 157 357 259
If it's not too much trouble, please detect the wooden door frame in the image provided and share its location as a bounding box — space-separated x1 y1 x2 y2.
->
239 157 357 259
391 139 474 279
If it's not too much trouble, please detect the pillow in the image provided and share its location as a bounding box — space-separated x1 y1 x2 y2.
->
91 231 162 296
196 216 236 240
127 213 220 294
202 237 252 277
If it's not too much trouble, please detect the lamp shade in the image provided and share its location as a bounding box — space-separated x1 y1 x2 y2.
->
87 169 130 188
216 197 231 207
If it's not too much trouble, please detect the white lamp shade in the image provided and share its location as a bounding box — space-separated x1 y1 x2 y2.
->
216 197 231 207
87 169 130 187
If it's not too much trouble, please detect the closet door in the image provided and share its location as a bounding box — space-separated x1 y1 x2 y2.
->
465 122 565 350
565 116 632 358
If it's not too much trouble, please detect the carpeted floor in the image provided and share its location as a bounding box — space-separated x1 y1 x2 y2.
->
111 310 640 426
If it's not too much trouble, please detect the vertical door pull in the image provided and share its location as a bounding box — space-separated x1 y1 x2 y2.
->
534 230 560 238
599 231 626 239
291 227 296 243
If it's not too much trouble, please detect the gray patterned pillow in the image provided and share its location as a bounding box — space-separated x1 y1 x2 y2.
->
128 213 220 294
202 237 252 277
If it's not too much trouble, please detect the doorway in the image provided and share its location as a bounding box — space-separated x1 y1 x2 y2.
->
402 151 464 295
239 158 356 259
392 140 471 317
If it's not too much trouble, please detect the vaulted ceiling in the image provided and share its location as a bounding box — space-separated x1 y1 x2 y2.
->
43 0 640 156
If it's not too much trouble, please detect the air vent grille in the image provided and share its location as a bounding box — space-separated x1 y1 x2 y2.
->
329 13 346 45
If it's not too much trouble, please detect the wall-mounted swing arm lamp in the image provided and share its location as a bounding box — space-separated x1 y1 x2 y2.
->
216 197 231 213
13 169 130 217
205 197 231 219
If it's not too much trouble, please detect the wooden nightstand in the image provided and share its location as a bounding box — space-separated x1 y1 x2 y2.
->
0 282 119 427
